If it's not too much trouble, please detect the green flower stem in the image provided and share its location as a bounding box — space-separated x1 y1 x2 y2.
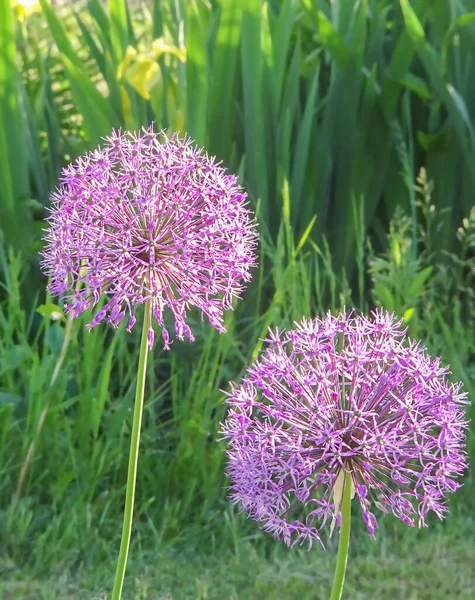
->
329 471 352 600
111 302 152 600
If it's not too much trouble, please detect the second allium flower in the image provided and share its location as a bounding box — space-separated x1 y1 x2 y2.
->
221 310 468 548
42 127 258 347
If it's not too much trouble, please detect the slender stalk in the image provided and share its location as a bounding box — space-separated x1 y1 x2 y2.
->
15 313 75 502
16 279 83 502
329 472 352 600
111 302 152 600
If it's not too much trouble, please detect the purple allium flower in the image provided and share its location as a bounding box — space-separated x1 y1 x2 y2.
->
42 127 258 348
220 310 468 548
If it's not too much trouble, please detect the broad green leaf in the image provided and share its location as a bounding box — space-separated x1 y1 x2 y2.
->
208 0 244 160
291 66 319 223
88 0 112 50
37 304 65 321
409 36 475 195
38 0 83 69
90 336 117 438
294 215 318 258
381 0 429 122
316 9 350 70
0 345 31 374
391 72 431 101
62 55 118 141
0 0 28 207
19 78 48 205
278 40 300 177
152 0 163 38
74 10 107 77
186 0 208 145
45 323 65 355
39 0 119 140
109 0 128 62
54 471 76 496
407 266 433 297
241 1 268 208
0 0 31 249
451 12 475 29
0 392 22 407
442 12 475 68
417 130 448 152
400 0 425 43
0 120 15 213
36 51 61 187
269 0 293 120
373 281 395 311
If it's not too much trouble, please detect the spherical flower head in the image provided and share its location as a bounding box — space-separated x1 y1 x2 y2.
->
220 310 468 548
41 127 258 348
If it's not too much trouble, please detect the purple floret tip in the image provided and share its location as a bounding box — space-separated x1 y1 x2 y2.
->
147 327 155 350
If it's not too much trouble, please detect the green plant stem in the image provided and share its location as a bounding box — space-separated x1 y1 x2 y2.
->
329 471 352 600
15 312 75 502
111 302 151 600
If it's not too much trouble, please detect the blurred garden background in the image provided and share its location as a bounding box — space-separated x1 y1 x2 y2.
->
1 0 474 597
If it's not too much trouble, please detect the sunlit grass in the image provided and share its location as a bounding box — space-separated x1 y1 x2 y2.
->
2 511 474 599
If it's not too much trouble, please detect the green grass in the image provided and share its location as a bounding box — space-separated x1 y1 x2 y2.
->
2 510 474 599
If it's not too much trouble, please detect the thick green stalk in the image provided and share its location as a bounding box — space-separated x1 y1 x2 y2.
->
111 302 151 600
329 472 352 600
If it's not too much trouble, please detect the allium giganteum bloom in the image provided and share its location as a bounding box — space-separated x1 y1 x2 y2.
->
42 128 257 347
221 311 468 548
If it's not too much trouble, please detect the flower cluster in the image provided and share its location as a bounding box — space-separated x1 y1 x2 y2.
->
42 127 258 348
221 310 468 548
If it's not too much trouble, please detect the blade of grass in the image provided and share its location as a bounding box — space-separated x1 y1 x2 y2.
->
109 0 129 63
62 55 119 141
241 0 269 211
19 79 49 205
0 0 31 249
0 0 28 206
38 0 84 69
208 0 244 160
269 0 294 123
400 0 475 210
291 65 319 228
185 0 208 145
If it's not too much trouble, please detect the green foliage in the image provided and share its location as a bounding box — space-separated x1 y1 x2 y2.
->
0 0 36 250
1 194 474 578
3 0 475 269
2 514 475 598
1 0 475 596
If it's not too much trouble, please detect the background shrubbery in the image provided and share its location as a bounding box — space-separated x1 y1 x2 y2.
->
1 1 474 598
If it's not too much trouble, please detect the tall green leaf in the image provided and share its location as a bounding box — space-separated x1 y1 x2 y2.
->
208 0 244 161
0 0 28 206
186 0 208 145
62 56 119 141
0 0 30 249
39 0 119 142
109 0 128 63
241 0 268 210
38 0 84 69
